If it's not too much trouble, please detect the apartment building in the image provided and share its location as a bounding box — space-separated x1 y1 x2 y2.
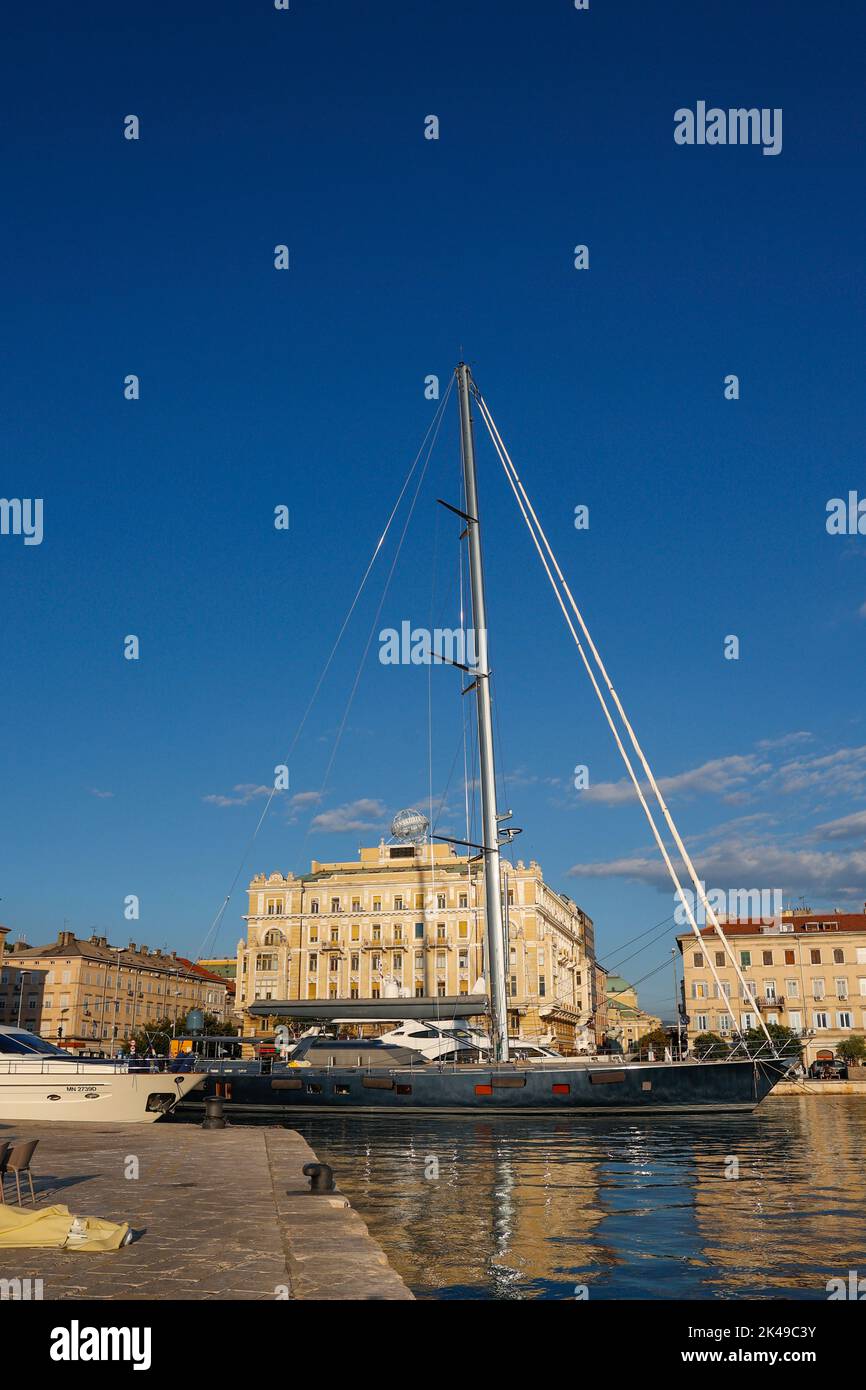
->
5 930 229 1050
0 926 47 1029
678 908 866 1065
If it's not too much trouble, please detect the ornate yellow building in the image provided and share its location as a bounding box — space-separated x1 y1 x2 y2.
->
603 974 663 1052
237 839 598 1052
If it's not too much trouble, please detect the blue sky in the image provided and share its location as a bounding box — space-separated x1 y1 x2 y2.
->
2 1 865 1017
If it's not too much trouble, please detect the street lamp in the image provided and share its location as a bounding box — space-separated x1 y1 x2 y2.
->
671 947 683 1060
109 947 123 1058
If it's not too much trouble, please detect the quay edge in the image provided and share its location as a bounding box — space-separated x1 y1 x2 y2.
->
0 1121 413 1301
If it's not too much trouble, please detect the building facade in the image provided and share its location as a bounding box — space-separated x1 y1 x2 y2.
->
0 927 47 1029
177 959 234 1024
604 974 663 1052
196 957 237 1020
5 931 228 1050
237 840 597 1052
678 909 866 1065
593 962 609 1048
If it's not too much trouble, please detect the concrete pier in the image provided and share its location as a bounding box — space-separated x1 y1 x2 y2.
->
0 1120 413 1300
770 1078 866 1097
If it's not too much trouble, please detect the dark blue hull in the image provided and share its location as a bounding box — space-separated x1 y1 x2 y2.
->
179 1057 783 1116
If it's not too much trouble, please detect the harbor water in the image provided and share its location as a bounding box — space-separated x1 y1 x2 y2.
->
280 1096 866 1300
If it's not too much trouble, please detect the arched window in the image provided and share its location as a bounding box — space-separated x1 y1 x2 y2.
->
263 929 284 946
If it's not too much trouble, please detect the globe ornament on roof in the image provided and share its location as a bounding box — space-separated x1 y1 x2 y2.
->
390 809 430 844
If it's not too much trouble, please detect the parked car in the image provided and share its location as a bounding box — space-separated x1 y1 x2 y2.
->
808 1056 848 1080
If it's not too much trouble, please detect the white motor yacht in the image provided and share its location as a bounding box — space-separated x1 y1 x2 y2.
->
0 1026 205 1123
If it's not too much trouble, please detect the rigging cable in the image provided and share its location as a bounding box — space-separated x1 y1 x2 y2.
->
601 912 676 969
310 374 454 822
473 386 774 1051
195 378 455 962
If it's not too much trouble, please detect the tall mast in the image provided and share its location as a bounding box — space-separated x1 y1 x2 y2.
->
456 362 510 1063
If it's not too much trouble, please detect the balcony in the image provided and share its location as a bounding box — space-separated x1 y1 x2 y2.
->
757 995 785 1010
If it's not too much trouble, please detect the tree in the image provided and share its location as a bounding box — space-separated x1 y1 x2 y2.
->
126 1010 238 1054
635 1027 670 1056
693 1031 729 1059
837 1035 866 1064
742 1022 802 1059
129 1015 176 1055
202 1013 237 1037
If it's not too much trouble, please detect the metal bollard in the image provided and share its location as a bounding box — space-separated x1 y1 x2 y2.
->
303 1161 335 1193
201 1095 227 1130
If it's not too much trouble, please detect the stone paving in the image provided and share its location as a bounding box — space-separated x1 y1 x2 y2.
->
0 1118 413 1300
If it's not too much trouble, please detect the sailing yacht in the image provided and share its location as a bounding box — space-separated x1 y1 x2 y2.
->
0 1026 205 1122
185 362 787 1117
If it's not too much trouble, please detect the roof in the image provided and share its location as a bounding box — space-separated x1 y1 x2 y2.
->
678 913 866 941
175 957 230 989
605 975 633 993
14 933 204 978
248 995 489 1021
608 1001 653 1020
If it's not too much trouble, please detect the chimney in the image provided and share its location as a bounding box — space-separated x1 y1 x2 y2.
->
57 930 75 948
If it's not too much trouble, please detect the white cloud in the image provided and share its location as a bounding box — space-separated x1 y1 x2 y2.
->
771 745 866 799
311 798 388 833
812 809 866 843
755 731 813 750
88 788 114 799
203 784 275 808
290 791 321 806
286 790 323 824
568 839 866 900
571 739 866 811
580 754 766 806
568 854 667 886
564 735 866 903
507 767 562 789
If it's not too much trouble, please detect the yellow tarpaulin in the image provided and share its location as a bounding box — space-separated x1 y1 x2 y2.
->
0 1203 130 1252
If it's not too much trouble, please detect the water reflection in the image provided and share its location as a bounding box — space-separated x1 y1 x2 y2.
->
289 1098 866 1299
